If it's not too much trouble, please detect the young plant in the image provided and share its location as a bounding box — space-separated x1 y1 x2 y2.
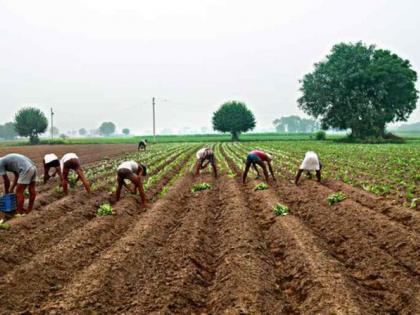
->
327 192 347 206
273 203 289 216
191 182 212 192
68 172 78 188
0 219 11 230
97 203 114 216
254 183 269 191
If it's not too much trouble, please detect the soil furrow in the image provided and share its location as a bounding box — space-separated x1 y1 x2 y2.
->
0 152 195 314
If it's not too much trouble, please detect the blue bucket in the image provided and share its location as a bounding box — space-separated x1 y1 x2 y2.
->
0 194 17 213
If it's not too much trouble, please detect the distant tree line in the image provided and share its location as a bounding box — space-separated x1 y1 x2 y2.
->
273 115 320 133
0 122 17 140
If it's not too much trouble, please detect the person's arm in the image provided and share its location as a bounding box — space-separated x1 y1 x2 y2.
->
2 174 10 194
252 163 261 178
267 161 276 181
242 161 251 184
201 160 210 169
10 172 18 192
194 159 202 176
43 161 50 183
295 169 303 185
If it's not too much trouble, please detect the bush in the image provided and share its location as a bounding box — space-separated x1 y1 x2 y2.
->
314 130 326 140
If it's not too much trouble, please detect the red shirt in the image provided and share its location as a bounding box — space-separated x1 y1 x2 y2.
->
250 150 269 161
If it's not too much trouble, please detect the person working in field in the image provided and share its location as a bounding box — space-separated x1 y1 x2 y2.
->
43 153 62 184
195 147 218 178
0 153 37 213
61 153 91 194
243 150 276 184
138 139 148 151
116 160 147 206
295 151 322 185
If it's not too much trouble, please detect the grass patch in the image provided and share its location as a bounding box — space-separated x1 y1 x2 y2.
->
191 182 212 192
327 192 347 205
273 203 289 216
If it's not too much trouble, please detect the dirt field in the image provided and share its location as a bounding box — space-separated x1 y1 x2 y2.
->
0 143 419 314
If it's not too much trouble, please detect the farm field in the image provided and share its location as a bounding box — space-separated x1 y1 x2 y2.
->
0 141 419 314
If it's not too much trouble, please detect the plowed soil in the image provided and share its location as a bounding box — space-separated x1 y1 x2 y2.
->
0 143 419 314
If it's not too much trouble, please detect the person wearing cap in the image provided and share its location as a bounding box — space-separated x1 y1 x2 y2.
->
194 147 218 178
0 153 37 213
43 153 62 184
60 153 91 194
116 160 147 206
243 150 276 184
295 151 322 185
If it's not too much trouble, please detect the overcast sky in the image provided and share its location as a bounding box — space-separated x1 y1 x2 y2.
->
1 0 419 134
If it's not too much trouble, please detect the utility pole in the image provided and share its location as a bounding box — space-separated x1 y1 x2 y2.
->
152 97 156 143
50 107 55 141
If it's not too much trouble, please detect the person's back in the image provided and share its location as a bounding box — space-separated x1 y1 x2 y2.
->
300 151 320 171
0 153 34 174
249 150 270 162
118 160 139 173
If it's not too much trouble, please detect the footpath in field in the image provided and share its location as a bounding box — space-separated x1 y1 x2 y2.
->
0 142 419 314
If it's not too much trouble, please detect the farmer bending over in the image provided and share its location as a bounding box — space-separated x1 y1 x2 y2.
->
43 153 62 184
195 148 218 178
138 139 148 151
243 150 276 184
116 160 147 206
61 153 90 194
295 151 322 185
0 153 37 213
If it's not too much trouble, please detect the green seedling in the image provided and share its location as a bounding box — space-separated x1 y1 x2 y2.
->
191 182 212 192
0 219 11 230
97 203 114 216
68 172 78 188
327 192 347 206
254 183 269 191
273 203 289 216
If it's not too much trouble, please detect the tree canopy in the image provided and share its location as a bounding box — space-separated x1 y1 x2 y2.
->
0 122 18 140
14 107 48 144
99 122 116 136
122 128 130 135
273 115 320 133
298 42 418 139
212 101 256 140
79 128 87 136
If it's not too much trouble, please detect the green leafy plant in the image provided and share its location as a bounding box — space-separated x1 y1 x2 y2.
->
273 203 289 216
191 182 212 192
327 192 347 205
254 183 269 191
0 219 11 230
97 203 114 216
68 172 78 188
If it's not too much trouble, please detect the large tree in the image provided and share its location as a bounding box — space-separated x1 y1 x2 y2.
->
79 128 87 136
122 128 130 136
298 42 418 139
14 107 48 144
212 101 256 140
99 122 116 136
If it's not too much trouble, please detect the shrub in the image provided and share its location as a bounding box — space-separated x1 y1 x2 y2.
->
0 219 11 230
314 130 326 140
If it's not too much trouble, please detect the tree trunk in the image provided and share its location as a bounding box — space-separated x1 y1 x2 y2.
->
231 131 240 141
29 134 40 145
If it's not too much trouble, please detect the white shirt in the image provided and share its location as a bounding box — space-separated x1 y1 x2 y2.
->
196 148 211 160
300 151 320 171
118 161 139 173
44 153 58 164
61 153 79 164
